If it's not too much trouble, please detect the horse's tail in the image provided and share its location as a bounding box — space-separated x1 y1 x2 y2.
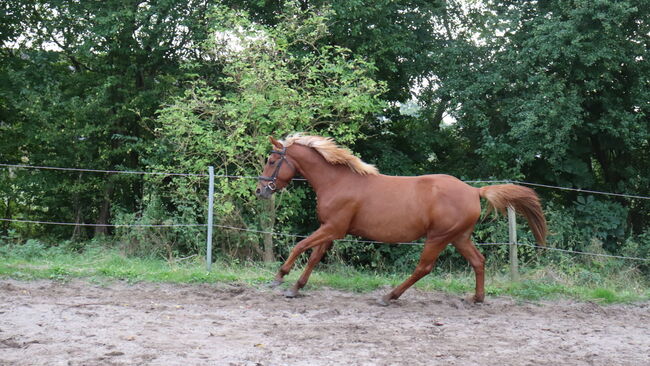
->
479 184 547 246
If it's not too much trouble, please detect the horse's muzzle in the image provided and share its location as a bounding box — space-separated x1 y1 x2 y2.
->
255 185 274 199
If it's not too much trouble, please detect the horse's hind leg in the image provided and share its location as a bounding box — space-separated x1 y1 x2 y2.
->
379 239 448 306
284 241 334 298
452 232 486 303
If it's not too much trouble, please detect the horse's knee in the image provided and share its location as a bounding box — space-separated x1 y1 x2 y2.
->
470 254 485 272
414 263 434 277
473 258 484 269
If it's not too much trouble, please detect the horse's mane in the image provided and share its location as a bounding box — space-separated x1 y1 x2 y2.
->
281 133 379 176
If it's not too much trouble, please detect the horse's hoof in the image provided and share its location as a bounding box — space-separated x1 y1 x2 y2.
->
463 294 484 304
377 296 390 307
268 280 283 288
283 289 298 298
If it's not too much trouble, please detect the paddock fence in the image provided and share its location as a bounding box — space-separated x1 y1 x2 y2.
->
1 163 649 280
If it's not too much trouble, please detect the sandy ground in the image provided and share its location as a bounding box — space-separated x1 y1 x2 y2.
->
1 278 649 366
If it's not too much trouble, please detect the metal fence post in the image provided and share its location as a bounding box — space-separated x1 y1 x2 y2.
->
206 166 215 271
507 206 519 281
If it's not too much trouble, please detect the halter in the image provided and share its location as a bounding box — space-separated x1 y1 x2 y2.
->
258 147 292 191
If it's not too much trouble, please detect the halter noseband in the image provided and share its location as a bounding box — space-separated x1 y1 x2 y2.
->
258 147 292 191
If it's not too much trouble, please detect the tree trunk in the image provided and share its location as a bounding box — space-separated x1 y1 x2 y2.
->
429 95 450 130
71 172 84 240
94 180 114 236
2 197 11 236
2 168 16 235
71 205 84 241
261 194 276 262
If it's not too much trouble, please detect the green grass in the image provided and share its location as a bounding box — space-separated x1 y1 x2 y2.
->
0 245 648 304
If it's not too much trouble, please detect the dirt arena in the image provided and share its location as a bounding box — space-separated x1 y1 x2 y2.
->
1 278 648 366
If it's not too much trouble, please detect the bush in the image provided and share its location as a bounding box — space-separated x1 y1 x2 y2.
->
621 229 650 274
13 239 48 259
112 194 205 260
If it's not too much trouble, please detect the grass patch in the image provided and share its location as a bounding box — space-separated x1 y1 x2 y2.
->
590 288 617 303
0 245 648 304
508 280 569 301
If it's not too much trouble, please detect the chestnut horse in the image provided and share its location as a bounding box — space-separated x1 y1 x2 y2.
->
256 134 547 305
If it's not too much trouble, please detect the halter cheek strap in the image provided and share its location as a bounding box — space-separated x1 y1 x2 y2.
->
258 147 292 191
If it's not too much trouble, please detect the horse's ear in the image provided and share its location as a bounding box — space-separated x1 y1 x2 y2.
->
268 136 283 149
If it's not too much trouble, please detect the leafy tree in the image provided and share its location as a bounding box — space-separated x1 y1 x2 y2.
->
2 0 649 265
227 1 496 185
1 0 214 238
447 0 650 248
152 4 386 260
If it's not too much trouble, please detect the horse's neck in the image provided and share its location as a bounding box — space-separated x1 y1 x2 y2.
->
289 145 356 195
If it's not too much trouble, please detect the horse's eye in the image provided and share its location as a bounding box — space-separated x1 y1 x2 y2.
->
269 160 275 165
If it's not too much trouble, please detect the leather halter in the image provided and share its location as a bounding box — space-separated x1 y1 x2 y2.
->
258 147 292 191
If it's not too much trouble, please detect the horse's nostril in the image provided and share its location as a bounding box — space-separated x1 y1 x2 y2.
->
255 188 261 195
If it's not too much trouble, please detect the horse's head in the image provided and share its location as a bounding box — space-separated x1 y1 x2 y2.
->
256 136 298 199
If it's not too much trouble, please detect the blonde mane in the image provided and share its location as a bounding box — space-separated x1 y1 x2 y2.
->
281 133 379 176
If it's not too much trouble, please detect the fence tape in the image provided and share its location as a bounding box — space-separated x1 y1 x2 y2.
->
0 163 307 181
2 163 649 262
1 218 648 262
0 163 206 177
512 181 650 200
0 218 205 227
2 163 648 199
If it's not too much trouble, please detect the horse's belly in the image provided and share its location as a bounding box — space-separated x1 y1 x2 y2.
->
348 203 429 243
349 226 426 243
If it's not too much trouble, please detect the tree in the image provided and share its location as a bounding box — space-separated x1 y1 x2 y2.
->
1 0 214 239
153 4 386 260
447 0 650 247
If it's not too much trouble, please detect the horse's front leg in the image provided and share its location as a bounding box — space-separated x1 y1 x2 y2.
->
283 241 334 298
269 226 341 293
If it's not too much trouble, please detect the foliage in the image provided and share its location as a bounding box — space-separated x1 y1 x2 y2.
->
10 239 48 260
1 0 649 268
446 0 650 233
151 3 386 259
112 193 205 260
622 229 650 273
1 0 215 239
